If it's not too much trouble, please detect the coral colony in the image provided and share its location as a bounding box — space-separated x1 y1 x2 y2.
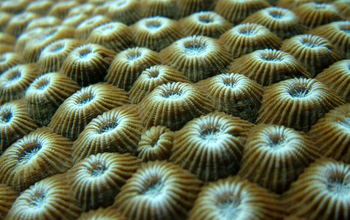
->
0 0 350 219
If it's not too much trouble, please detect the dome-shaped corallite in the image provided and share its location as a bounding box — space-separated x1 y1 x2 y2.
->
214 0 271 25
0 184 18 219
0 100 38 155
14 27 44 53
239 124 320 194
188 176 285 220
128 65 191 104
170 111 253 182
160 35 232 83
175 0 216 18
5 12 40 37
5 174 82 220
131 16 183 52
48 83 129 140
24 16 62 32
219 23 281 59
283 158 350 219
0 63 39 105
0 32 16 46
0 52 25 74
180 11 233 39
105 47 161 91
196 73 263 123
0 12 13 32
74 15 111 41
309 21 350 59
48 0 80 19
257 78 345 133
0 127 73 192
276 0 322 9
309 104 350 163
91 1 109 16
62 13 90 28
48 83 129 141
72 105 142 163
113 161 203 220
87 22 134 53
61 44 116 87
25 72 81 126
67 3 95 17
334 0 350 18
293 2 343 30
0 0 30 14
23 26 76 63
77 207 126 220
38 39 83 75
229 49 311 86
138 82 214 131
315 60 350 102
0 44 14 54
137 126 174 162
281 34 343 77
140 0 177 19
25 0 54 15
242 7 306 39
68 153 140 211
106 0 143 25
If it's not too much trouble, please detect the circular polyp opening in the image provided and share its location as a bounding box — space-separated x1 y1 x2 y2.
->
143 179 163 196
18 143 42 164
201 127 220 143
260 52 282 62
267 133 285 149
79 48 92 59
198 14 213 23
36 78 50 90
0 110 12 123
217 196 241 219
223 78 237 88
29 193 46 208
289 85 309 98
339 23 350 34
238 26 258 36
49 43 65 53
268 10 284 19
100 121 119 133
146 20 162 30
127 50 141 61
77 93 94 105
327 175 350 195
184 41 206 56
8 71 21 83
91 163 107 177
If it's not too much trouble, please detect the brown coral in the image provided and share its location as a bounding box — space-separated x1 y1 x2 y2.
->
0 128 73 192
219 23 281 59
113 161 203 220
188 176 285 220
25 72 81 126
48 83 130 140
68 153 141 211
281 34 343 77
229 49 311 86
257 78 345 132
196 73 263 123
309 104 350 163
161 35 232 83
72 105 142 163
138 82 214 131
239 124 320 194
170 111 253 182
